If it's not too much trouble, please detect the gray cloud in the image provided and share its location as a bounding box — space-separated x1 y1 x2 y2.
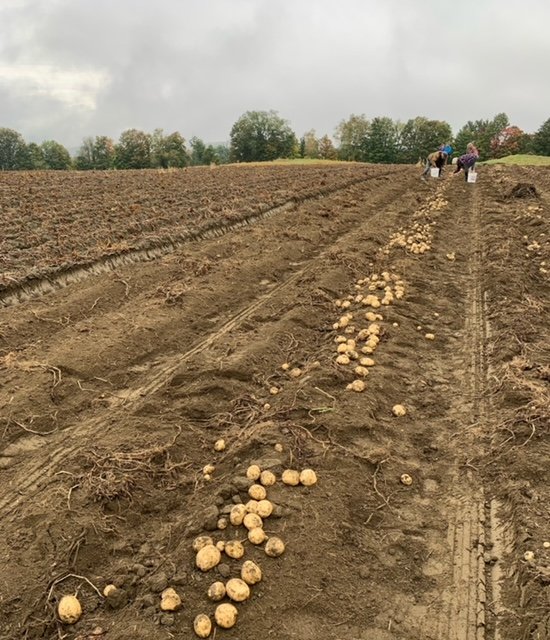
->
1 0 549 149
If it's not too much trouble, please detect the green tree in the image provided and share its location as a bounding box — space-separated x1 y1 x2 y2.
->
189 137 207 165
318 135 337 160
302 129 319 159
115 129 151 169
533 118 550 156
364 117 400 163
335 114 370 161
93 136 115 169
41 140 71 170
398 117 452 163
0 127 30 170
27 142 46 169
454 113 510 159
75 136 95 170
230 110 296 162
151 129 188 168
213 144 230 164
188 137 220 166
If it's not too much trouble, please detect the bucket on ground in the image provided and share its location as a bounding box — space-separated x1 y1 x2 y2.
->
430 168 439 178
467 171 478 183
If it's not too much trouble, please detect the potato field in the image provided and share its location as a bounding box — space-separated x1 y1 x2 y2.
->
0 163 548 640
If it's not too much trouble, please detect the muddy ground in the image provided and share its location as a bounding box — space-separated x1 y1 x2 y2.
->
0 164 548 640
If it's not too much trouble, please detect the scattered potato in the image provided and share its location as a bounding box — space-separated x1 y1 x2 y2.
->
225 540 245 559
260 470 276 486
160 588 182 611
248 527 267 544
217 517 228 530
203 464 215 475
58 595 82 624
281 363 290 371
249 484 267 500
230 504 247 526
241 560 263 585
245 499 260 514
207 581 226 602
337 343 349 354
243 513 263 531
354 366 369 377
274 443 283 453
194 613 212 638
360 357 375 367
338 315 350 328
392 404 407 417
265 536 286 557
269 386 280 395
196 545 221 571
226 578 251 603
289 367 302 378
425 333 435 340
103 584 117 597
216 540 225 552
335 335 347 343
361 346 374 355
282 469 300 486
193 536 214 552
257 499 274 518
299 469 317 486
336 354 350 365
215 603 238 629
365 311 378 321
524 550 535 562
246 465 261 480
367 323 380 336
346 379 365 392
214 439 226 452
400 474 413 486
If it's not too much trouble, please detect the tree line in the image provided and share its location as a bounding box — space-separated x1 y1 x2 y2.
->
1 111 550 171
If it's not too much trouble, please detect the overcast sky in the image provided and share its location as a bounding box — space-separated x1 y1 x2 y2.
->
1 0 549 149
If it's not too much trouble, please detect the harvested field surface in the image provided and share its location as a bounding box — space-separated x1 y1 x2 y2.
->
0 164 548 640
0 164 395 299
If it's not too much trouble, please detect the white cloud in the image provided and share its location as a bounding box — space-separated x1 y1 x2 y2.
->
0 64 109 110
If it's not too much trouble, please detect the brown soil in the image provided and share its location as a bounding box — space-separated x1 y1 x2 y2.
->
0 164 548 640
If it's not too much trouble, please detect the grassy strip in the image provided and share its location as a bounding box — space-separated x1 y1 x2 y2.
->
481 154 550 166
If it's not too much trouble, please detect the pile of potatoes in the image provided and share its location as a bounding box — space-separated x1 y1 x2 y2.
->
56 461 318 635
331 271 404 392
190 462 318 635
385 192 448 257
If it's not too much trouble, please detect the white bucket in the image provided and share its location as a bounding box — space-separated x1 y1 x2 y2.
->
430 167 439 178
467 171 477 183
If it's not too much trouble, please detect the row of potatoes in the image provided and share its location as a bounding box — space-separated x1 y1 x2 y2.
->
332 270 404 393
190 462 318 636
386 193 448 256
331 190 449 394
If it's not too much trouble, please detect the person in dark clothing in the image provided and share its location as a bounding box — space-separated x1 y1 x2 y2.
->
453 143 479 182
421 150 447 179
